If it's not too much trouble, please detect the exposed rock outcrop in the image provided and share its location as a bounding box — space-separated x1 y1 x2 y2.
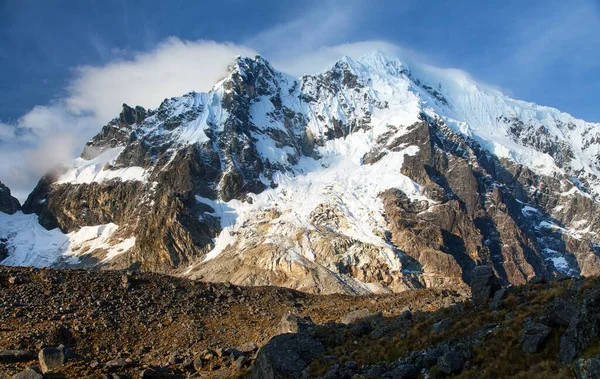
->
0 182 20 215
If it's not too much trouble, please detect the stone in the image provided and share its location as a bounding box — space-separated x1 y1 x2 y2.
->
437 351 464 374
193 357 204 371
432 319 451 334
104 358 128 369
545 298 577 326
399 310 413 321
38 347 65 374
470 266 500 306
344 360 358 369
423 348 444 369
139 369 160 378
488 288 507 311
560 287 600 363
13 369 43 379
520 319 551 353
237 342 258 353
340 308 381 325
0 350 35 363
388 363 418 378
234 355 247 370
575 357 600 379
277 314 314 334
252 333 324 379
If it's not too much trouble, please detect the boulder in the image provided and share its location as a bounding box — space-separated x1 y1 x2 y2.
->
575 357 600 379
489 288 507 311
387 363 418 378
470 266 500 306
560 287 600 363
277 314 314 334
38 347 65 374
13 369 43 379
545 298 577 326
252 333 324 379
437 351 464 374
0 350 35 363
432 319 451 334
340 308 381 325
237 342 258 353
104 358 129 369
520 319 551 353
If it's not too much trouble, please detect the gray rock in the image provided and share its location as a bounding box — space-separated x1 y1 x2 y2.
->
234 355 248 370
437 351 464 374
277 314 314 334
520 320 551 353
104 358 128 369
575 357 600 379
470 266 500 306
13 368 43 379
340 308 380 325
488 288 507 311
388 363 418 378
38 347 65 374
432 319 451 334
545 298 577 326
560 287 600 363
252 333 324 379
423 348 444 369
237 342 258 353
193 356 203 371
0 350 35 363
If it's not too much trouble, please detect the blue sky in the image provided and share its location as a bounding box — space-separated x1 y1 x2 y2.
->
1 0 599 198
2 0 599 122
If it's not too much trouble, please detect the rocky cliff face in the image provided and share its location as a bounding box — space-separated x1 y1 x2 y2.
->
0 182 20 215
4 52 600 294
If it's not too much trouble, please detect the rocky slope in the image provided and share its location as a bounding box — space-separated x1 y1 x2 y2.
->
2 266 600 378
2 52 600 294
0 266 461 378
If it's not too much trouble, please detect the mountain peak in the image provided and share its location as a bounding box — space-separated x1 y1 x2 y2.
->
4 50 600 298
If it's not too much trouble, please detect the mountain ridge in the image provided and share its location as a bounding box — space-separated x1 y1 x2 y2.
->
1 51 600 294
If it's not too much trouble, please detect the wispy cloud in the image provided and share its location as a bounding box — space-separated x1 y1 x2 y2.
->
247 0 365 56
0 38 256 200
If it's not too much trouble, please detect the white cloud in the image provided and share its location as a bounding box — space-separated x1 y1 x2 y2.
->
269 40 402 76
66 38 256 121
0 38 256 201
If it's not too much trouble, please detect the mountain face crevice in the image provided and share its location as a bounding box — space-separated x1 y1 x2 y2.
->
3 52 600 294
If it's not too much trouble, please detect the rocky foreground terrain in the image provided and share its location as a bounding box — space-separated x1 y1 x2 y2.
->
1 266 600 378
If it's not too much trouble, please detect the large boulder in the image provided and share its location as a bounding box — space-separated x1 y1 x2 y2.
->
38 347 65 374
575 357 600 379
470 266 501 306
252 333 324 379
340 308 380 325
560 287 600 363
545 298 577 326
437 351 464 374
277 314 315 334
520 319 551 353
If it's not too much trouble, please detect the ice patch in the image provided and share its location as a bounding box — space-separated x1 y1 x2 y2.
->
0 212 136 267
57 147 148 184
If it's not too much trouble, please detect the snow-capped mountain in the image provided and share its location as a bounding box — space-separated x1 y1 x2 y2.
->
2 52 600 294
